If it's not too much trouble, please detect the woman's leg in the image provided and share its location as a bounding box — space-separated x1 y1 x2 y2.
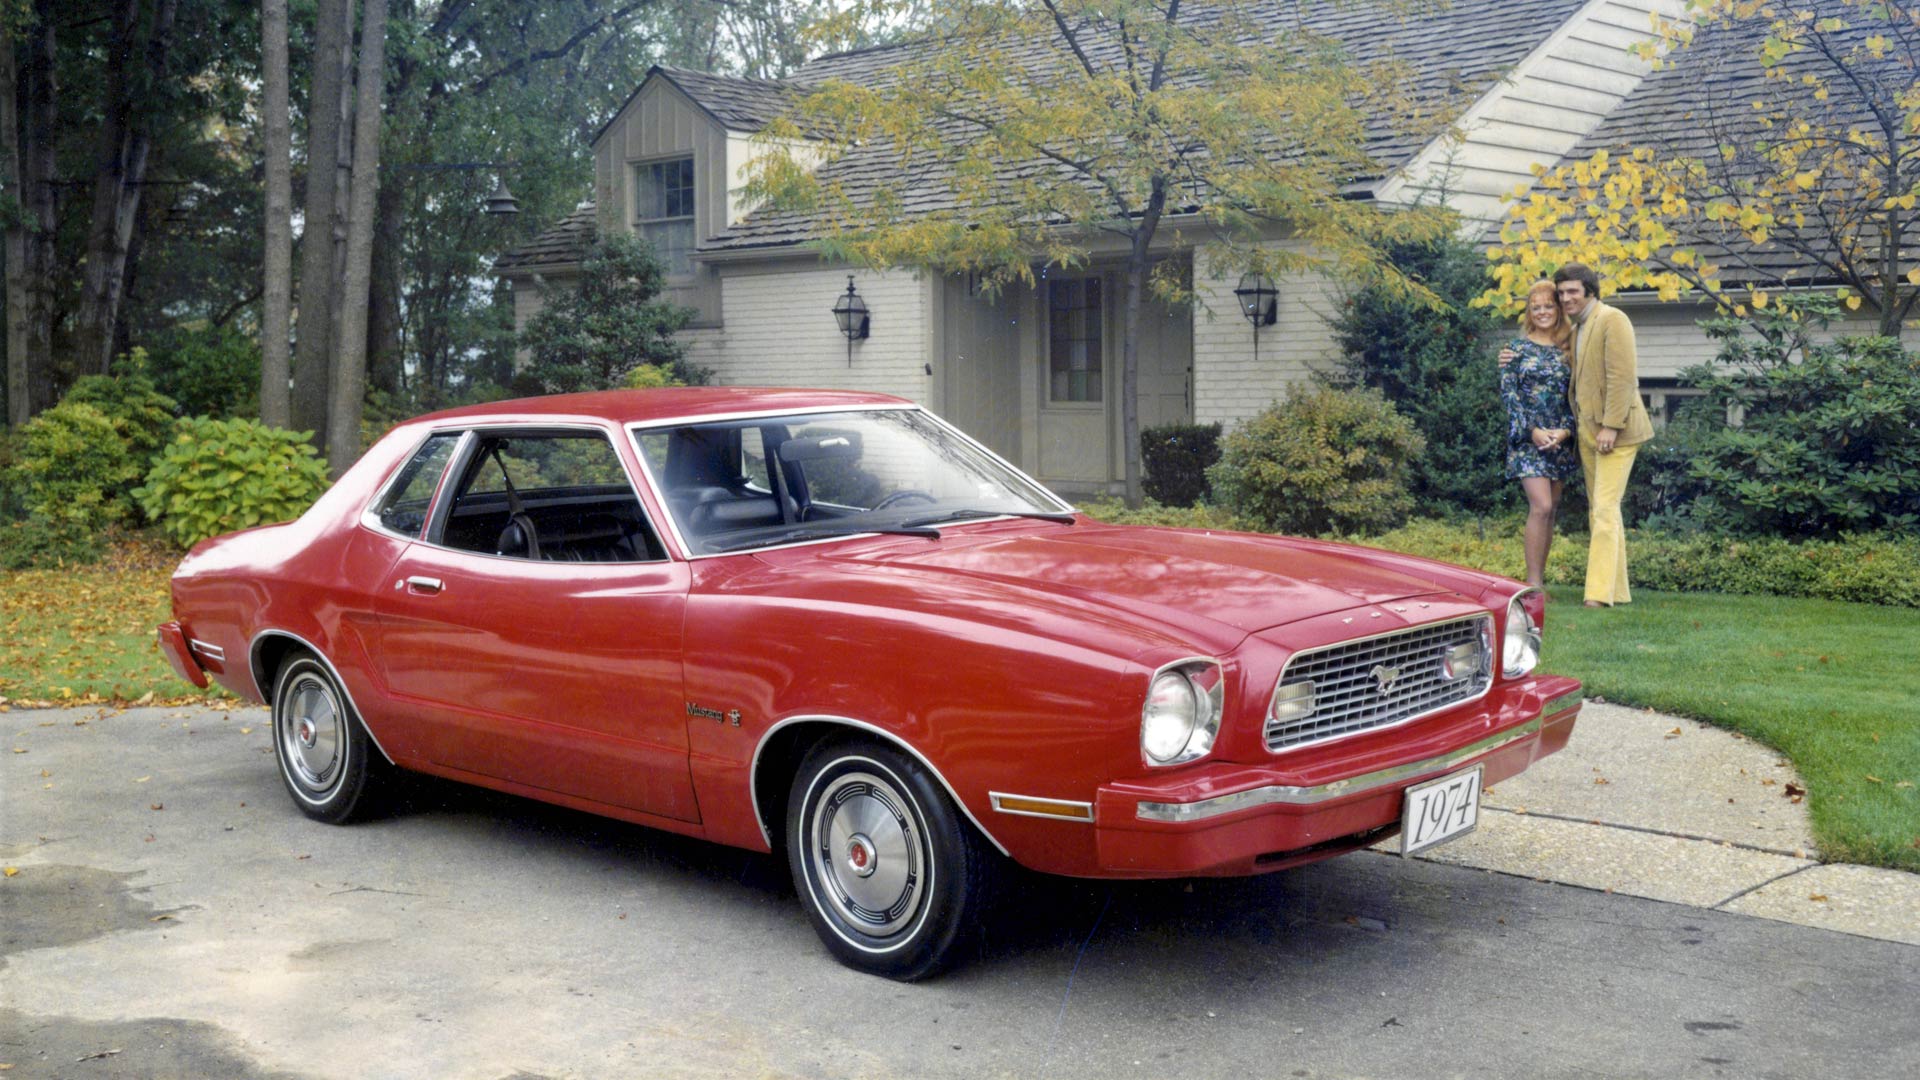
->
1521 476 1557 588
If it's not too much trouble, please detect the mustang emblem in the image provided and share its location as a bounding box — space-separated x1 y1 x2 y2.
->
1370 664 1403 695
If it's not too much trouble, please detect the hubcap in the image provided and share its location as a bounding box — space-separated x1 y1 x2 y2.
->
812 772 924 937
280 674 343 795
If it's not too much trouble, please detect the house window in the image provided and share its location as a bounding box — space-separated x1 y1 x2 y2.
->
1048 277 1103 403
634 157 695 276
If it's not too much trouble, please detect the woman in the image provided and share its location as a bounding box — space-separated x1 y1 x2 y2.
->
1501 280 1580 589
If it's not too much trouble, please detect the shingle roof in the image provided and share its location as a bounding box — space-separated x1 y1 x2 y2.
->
652 66 800 131
1501 5 1915 289
701 0 1588 251
505 0 1589 269
493 205 596 274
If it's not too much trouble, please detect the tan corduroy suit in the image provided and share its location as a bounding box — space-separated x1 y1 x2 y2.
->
1568 300 1653 605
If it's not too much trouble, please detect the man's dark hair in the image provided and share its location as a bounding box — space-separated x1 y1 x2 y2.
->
1553 262 1601 299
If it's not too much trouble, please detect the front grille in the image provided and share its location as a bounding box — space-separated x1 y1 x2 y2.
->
1265 614 1493 752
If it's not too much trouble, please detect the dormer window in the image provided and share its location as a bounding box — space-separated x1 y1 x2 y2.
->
635 157 695 276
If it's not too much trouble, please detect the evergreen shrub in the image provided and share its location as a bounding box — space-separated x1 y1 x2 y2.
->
1140 422 1221 507
135 418 330 547
1328 232 1510 515
1669 307 1920 537
1207 385 1424 536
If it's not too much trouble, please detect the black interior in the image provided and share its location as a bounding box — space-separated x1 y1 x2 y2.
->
441 485 667 562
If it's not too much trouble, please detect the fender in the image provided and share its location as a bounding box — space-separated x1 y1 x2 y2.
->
749 714 1011 857
248 628 399 767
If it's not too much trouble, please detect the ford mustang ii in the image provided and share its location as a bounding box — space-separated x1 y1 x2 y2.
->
157 388 1581 979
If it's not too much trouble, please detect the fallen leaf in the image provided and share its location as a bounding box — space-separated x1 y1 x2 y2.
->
1784 783 1806 799
134 776 151 783
239 727 252 735
75 1050 122 1063
1593 777 1611 786
2 867 17 877
1864 775 1884 784
9 748 24 754
149 914 173 922
134 691 154 705
1664 727 1682 739
1808 894 1828 903
149 803 164 811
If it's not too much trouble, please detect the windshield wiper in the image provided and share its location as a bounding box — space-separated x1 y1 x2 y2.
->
900 508 1078 529
703 523 943 554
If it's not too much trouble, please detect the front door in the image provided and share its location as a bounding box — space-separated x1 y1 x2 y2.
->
1037 275 1109 482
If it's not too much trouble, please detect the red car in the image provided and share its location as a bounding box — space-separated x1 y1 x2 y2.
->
158 388 1580 979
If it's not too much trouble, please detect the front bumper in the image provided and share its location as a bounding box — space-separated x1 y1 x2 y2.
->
1090 675 1582 877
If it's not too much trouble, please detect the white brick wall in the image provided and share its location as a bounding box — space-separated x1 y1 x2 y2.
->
1192 242 1344 430
679 266 933 402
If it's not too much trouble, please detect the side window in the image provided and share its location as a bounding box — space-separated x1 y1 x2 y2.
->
437 431 665 562
373 432 460 538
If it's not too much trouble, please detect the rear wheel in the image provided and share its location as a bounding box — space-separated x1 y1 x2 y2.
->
787 738 996 980
272 654 390 824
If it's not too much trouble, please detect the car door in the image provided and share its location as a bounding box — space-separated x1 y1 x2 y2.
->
372 427 698 822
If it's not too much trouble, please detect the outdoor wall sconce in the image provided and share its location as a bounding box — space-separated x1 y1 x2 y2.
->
831 275 870 365
1234 272 1278 326
1234 271 1278 364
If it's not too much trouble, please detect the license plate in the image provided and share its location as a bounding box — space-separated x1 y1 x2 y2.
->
1399 764 1483 856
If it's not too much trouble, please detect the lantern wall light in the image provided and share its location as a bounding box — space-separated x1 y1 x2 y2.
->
1233 272 1278 365
831 275 870 365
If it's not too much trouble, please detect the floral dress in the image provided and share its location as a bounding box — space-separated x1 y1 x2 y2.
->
1500 337 1580 481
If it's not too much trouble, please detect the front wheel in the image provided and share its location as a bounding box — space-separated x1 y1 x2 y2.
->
272 654 391 824
787 738 996 980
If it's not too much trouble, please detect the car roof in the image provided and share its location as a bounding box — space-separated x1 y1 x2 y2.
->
410 387 916 427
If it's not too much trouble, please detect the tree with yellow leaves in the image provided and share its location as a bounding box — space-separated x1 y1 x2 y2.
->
744 0 1454 505
1481 0 1919 338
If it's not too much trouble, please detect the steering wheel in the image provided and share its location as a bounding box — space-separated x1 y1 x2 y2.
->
871 489 937 512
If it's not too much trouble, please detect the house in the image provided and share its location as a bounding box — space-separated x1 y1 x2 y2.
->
494 0 1911 496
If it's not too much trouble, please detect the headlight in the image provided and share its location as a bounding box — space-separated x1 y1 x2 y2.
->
1141 660 1224 766
1503 591 1542 677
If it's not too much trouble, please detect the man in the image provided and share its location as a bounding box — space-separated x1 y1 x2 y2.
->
1553 263 1653 608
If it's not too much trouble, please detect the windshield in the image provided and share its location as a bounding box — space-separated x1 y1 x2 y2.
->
633 408 1071 555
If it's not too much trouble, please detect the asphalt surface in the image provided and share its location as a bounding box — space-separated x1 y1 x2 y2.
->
3 703 1917 1080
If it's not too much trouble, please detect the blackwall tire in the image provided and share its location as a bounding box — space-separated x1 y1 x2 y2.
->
787 738 995 980
271 654 389 824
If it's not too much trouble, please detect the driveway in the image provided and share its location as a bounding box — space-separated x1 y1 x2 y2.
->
4 704 1917 1079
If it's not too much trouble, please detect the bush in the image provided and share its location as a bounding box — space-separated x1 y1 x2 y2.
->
1077 498 1243 530
1327 231 1511 515
10 402 138 531
1661 300 1920 537
1141 423 1221 507
1207 385 1424 536
62 354 181 500
145 324 262 419
134 417 330 547
518 233 700 393
1369 516 1920 607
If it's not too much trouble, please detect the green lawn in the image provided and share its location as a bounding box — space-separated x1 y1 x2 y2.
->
1538 586 1919 872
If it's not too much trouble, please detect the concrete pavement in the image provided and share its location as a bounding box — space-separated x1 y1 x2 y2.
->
1399 700 1920 946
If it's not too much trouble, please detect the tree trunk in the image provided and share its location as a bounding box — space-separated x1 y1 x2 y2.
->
3 23 28 427
366 178 405 397
291 0 353 440
19 1 56 417
74 0 179 377
260 0 293 426
1120 180 1168 508
326 0 386 478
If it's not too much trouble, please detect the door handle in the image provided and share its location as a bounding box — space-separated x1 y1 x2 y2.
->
404 576 444 594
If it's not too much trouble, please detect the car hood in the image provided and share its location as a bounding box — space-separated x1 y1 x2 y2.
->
833 523 1474 648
